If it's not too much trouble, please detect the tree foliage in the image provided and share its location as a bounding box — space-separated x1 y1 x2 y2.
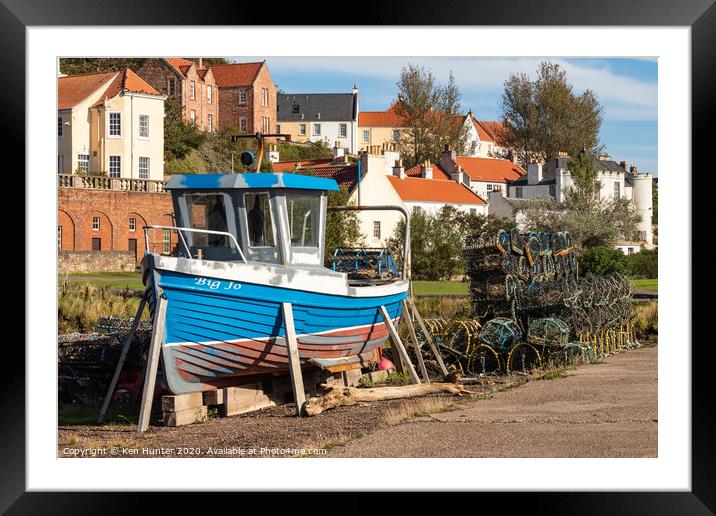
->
625 248 658 278
276 141 333 161
59 58 147 75
394 65 469 168
324 187 363 263
518 150 641 250
163 97 207 162
578 247 631 276
387 206 512 280
499 62 603 166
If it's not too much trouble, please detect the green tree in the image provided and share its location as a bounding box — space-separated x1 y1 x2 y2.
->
394 65 469 168
59 58 147 75
164 97 207 162
625 248 658 278
276 141 332 161
324 187 363 263
499 62 603 166
578 247 631 275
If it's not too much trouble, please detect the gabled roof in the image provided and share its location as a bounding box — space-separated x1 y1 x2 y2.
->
387 176 486 205
277 93 357 122
57 71 117 110
477 120 505 145
210 61 264 88
272 159 335 173
404 161 452 181
358 101 406 127
164 57 195 76
291 164 360 192
454 157 525 183
90 69 161 108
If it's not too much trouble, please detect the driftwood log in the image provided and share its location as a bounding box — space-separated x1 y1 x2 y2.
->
304 382 471 416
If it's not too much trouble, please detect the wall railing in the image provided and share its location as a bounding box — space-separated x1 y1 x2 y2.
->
57 174 166 193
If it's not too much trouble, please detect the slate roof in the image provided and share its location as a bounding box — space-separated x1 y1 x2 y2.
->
277 93 358 122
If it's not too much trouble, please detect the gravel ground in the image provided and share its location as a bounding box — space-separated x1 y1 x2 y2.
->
58 347 656 459
329 346 658 458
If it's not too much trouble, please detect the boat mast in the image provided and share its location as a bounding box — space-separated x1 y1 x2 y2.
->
230 132 291 172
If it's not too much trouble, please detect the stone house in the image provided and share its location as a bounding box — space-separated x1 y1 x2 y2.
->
136 58 218 131
209 61 276 134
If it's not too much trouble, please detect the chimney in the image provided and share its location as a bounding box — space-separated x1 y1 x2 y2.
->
421 160 433 179
453 165 465 185
332 140 344 159
527 162 543 185
630 164 638 173
393 159 406 179
557 151 569 157
439 145 459 179
352 83 358 95
619 160 627 170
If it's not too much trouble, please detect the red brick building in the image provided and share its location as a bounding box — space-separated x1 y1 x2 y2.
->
58 176 177 266
137 58 219 131
209 61 276 134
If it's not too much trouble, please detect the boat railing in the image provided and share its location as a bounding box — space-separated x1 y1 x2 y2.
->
143 225 248 264
328 205 410 280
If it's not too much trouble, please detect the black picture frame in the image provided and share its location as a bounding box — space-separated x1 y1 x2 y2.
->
8 0 709 512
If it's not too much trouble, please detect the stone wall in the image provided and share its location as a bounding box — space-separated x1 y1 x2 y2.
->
58 251 136 273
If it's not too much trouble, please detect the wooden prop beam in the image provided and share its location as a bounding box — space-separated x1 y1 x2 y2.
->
407 296 449 376
281 302 306 416
379 305 420 384
137 294 167 432
97 293 147 423
401 299 430 382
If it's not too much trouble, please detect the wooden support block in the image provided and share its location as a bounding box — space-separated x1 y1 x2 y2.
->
203 389 224 406
342 368 363 387
163 406 208 427
222 395 276 417
161 392 204 413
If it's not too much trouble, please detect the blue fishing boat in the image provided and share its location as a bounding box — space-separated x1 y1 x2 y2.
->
141 172 410 395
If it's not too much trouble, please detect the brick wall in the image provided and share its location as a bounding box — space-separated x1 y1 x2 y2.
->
58 187 176 266
253 65 276 134
218 86 253 131
58 251 136 273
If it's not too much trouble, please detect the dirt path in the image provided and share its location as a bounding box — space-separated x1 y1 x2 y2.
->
328 346 657 458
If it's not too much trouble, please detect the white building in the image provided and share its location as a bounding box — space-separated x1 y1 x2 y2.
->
57 69 166 180
276 88 359 154
491 153 655 251
461 112 507 158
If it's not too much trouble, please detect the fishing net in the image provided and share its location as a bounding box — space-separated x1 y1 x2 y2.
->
478 317 523 353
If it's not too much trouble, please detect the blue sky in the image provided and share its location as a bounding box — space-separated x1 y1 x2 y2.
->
232 57 658 175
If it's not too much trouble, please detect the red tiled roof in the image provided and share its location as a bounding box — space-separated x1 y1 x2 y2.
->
387 176 486 205
272 159 334 173
57 71 117 110
210 62 264 88
291 164 360 191
90 69 161 108
476 120 506 146
454 157 525 183
358 102 406 127
164 57 195 76
404 161 452 181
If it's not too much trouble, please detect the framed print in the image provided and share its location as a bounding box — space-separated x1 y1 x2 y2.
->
8 0 711 512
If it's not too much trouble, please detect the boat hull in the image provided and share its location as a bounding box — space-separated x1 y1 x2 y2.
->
146 258 408 394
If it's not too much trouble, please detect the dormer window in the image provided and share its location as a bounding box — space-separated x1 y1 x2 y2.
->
292 104 300 114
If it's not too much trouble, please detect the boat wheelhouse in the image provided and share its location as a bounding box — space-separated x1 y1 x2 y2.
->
142 173 410 394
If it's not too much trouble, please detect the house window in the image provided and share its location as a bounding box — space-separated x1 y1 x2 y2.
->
168 78 175 96
57 226 62 249
340 123 347 138
614 181 621 199
163 229 171 254
58 117 63 137
207 85 213 104
129 217 136 232
487 184 493 191
392 129 400 142
299 124 306 136
190 81 196 100
262 88 269 107
109 112 121 136
313 124 321 136
262 116 270 134
240 116 247 132
627 247 634 255
207 114 213 132
109 155 121 177
276 124 281 134
239 91 247 103
138 157 150 179
139 114 149 138
190 110 196 125
470 208 477 215
92 216 100 231
292 104 300 114
77 154 89 173
515 187 523 198
363 130 370 143
373 221 381 239
413 206 422 215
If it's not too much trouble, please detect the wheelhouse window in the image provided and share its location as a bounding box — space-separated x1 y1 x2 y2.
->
286 194 320 248
244 192 275 247
109 112 121 137
186 194 230 247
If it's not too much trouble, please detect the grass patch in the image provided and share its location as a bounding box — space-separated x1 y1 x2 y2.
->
632 300 658 341
536 368 571 381
59 271 144 290
58 402 138 426
381 396 455 426
358 371 412 387
412 281 469 296
631 278 658 292
58 283 149 333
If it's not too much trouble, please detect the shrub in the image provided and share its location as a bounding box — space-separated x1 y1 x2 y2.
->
578 246 631 276
625 248 657 279
632 300 658 341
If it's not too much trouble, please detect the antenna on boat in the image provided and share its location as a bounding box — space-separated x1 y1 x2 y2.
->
230 132 291 172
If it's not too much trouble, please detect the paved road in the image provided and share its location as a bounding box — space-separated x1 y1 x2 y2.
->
330 346 658 458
